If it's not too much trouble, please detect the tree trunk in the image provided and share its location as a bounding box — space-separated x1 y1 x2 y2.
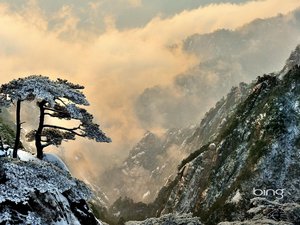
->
13 99 21 158
0 136 4 151
36 101 46 159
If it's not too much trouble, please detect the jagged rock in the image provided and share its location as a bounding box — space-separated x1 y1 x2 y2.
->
218 197 300 225
281 44 300 76
102 45 300 225
208 143 216 150
155 45 300 224
0 158 104 225
125 213 202 225
101 129 195 202
218 220 293 225
102 82 248 204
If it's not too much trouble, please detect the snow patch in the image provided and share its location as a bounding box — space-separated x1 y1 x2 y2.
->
142 191 151 200
230 189 242 204
43 153 69 172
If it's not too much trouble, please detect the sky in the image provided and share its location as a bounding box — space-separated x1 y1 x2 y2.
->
0 0 252 32
1 0 300 181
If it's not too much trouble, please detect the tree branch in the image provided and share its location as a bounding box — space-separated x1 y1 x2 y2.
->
55 97 68 106
43 125 85 137
44 107 59 112
42 143 52 148
44 113 54 117
44 112 69 120
44 107 67 114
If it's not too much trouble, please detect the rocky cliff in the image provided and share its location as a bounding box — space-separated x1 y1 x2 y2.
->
0 122 105 225
0 156 105 225
101 9 300 209
155 45 300 224
102 82 249 204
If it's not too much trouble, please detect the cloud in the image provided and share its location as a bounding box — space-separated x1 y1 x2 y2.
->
127 0 142 8
0 0 300 182
135 12 300 129
135 0 300 44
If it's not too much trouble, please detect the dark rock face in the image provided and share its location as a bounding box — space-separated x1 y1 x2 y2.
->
156 46 300 224
0 158 102 225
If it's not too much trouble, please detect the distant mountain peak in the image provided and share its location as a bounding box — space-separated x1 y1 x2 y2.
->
287 44 300 65
155 45 300 224
281 44 300 76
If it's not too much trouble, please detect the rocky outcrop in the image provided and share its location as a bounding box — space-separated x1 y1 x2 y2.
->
0 158 103 225
101 45 300 225
101 82 249 204
218 197 300 225
156 45 300 224
126 213 202 225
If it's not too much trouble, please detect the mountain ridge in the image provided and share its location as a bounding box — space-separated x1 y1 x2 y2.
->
156 44 300 224
104 44 300 225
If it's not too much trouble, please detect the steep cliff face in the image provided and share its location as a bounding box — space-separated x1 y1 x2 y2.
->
182 82 249 154
101 129 193 203
157 45 300 224
0 157 104 225
101 11 300 210
102 82 249 204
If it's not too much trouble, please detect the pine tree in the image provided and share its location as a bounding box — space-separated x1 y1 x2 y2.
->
0 78 31 157
0 75 111 159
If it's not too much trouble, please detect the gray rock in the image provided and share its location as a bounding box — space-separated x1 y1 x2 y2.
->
0 158 102 225
126 213 202 225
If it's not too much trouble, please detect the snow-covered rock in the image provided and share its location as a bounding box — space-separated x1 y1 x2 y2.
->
16 149 37 161
280 44 300 77
43 153 70 172
102 83 248 203
218 220 293 225
1 147 70 172
153 45 300 224
0 150 5 157
218 197 300 225
126 213 202 225
0 158 102 225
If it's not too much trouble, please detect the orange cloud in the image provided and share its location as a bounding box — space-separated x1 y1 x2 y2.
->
138 0 300 43
0 0 299 180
